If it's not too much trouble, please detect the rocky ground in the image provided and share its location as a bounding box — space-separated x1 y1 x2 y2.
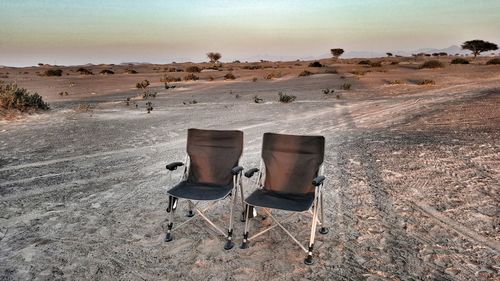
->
0 59 499 280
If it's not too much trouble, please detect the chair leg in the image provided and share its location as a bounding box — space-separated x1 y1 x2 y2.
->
318 189 329 235
240 203 251 249
304 193 319 265
165 195 177 242
187 200 195 217
224 181 238 250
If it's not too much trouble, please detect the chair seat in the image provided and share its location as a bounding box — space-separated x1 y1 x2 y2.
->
167 181 233 201
245 189 315 212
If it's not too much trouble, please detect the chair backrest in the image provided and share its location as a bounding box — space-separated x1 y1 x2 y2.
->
186 128 243 186
262 133 325 194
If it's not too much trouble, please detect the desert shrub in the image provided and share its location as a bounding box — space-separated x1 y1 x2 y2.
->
126 69 138 74
388 80 402 85
391 61 399 65
264 72 282 80
75 103 94 112
224 72 236 80
183 100 198 105
136 79 150 89
420 60 444 69
77 67 93 75
358 60 371 65
208 76 214 81
322 89 334 95
298 70 313 77
370 61 382 67
340 83 352 90
184 73 199 81
186 66 202 73
143 92 157 99
350 70 368 75
486 58 500 65
325 68 338 74
254 95 264 103
161 75 181 82
242 65 262 70
417 79 435 85
278 92 296 103
100 69 114 75
146 101 153 113
58 91 69 96
450 58 469 64
308 61 323 67
252 77 258 82
0 82 49 112
45 69 63 76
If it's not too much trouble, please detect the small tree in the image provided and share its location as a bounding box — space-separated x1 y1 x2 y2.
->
330 48 344 59
461 40 498 58
386 52 393 57
207 52 222 63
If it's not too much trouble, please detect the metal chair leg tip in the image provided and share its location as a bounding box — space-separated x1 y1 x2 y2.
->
240 242 249 249
304 256 314 265
186 211 194 217
319 227 329 235
224 240 235 250
164 233 173 242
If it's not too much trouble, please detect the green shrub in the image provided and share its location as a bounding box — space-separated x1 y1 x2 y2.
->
224 72 236 80
298 70 313 77
450 58 469 64
0 82 49 112
45 69 63 76
420 60 444 69
186 66 202 73
278 92 296 103
184 73 199 81
308 61 323 67
486 58 500 65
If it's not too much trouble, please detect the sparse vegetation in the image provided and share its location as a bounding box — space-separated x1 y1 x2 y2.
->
242 65 262 70
224 72 236 80
161 75 181 83
420 60 444 69
486 58 500 65
45 69 63 76
322 89 334 95
298 70 313 77
340 83 352 90
308 61 323 67
186 66 202 73
388 80 402 85
0 82 49 112
146 101 153 113
350 70 368 76
58 91 69 96
207 52 222 63
264 72 282 80
278 92 296 103
77 67 93 75
254 95 264 103
386 53 393 57
252 77 258 82
370 61 382 67
417 79 435 85
100 69 114 75
331 48 344 59
125 69 138 74
462 40 498 58
358 60 371 65
75 103 94 112
450 58 470 64
184 73 199 81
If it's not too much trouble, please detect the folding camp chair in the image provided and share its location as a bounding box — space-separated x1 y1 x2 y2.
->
240 133 329 265
164 128 244 250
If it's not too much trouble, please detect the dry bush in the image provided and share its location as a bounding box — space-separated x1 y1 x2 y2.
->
420 60 444 69
242 65 262 70
450 58 469 64
486 58 500 65
100 69 114 75
417 79 435 85
350 70 368 76
77 67 93 75
45 69 63 76
264 72 282 80
358 60 371 65
125 69 138 74
340 83 352 90
370 61 382 67
308 61 323 67
186 66 202 73
254 95 264 103
184 73 199 81
298 70 313 77
0 82 49 112
278 92 296 103
224 72 236 80
388 80 402 85
75 103 94 112
136 80 150 89
252 77 258 82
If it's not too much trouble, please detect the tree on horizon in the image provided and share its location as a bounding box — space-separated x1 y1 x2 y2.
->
330 48 344 60
207 52 222 63
461 40 498 58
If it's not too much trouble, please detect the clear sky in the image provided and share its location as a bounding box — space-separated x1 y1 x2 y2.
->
1 0 499 66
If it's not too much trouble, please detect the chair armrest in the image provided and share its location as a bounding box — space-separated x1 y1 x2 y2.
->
231 166 244 175
244 168 260 178
312 176 326 186
166 162 184 171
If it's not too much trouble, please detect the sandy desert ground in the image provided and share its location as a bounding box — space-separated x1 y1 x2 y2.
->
0 57 499 280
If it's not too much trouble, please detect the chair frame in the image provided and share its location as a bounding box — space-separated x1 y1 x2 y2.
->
241 160 328 265
165 154 245 250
